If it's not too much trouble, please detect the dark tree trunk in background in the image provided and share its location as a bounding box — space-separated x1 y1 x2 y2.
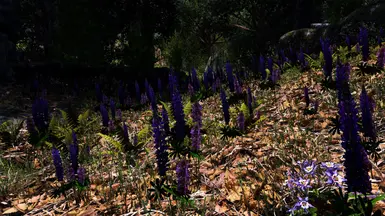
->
0 0 16 82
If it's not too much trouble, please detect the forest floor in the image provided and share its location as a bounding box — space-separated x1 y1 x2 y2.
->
1 50 385 215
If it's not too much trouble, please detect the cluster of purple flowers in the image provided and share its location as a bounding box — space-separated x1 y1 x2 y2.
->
152 115 169 177
100 104 109 127
237 112 245 132
298 49 309 70
171 85 186 141
285 160 345 214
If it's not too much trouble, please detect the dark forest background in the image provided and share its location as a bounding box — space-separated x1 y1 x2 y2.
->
0 0 383 82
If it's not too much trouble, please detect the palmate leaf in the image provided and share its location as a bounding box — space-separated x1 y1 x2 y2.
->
97 133 123 151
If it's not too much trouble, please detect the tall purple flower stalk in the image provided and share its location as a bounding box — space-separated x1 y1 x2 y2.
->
220 89 230 125
171 87 186 140
237 112 245 132
32 97 49 131
359 27 369 62
176 159 190 195
77 167 86 185
100 104 109 127
69 131 79 174
203 72 209 90
321 38 333 80
168 73 178 97
148 85 157 114
161 106 169 133
123 122 129 142
191 67 200 91
110 99 116 120
338 85 372 194
226 61 235 92
141 93 148 105
52 148 64 181
336 63 351 101
152 116 168 176
360 87 376 141
259 56 266 80
377 47 385 68
234 77 242 94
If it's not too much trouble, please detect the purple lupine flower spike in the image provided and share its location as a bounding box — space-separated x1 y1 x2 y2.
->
52 148 64 181
220 89 230 125
69 131 79 174
102 94 108 105
100 104 109 127
188 83 194 97
140 93 148 105
191 67 200 91
32 97 49 131
152 116 168 176
176 159 190 195
234 77 242 94
162 107 170 133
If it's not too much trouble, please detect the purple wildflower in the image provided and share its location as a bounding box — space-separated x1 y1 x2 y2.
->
237 112 245 132
69 131 79 174
148 85 157 114
191 102 202 127
291 197 314 213
102 94 108 105
108 120 115 132
191 125 201 151
51 148 64 181
144 79 149 95
123 122 129 142
295 177 312 191
325 169 345 187
100 104 109 127
299 160 317 175
176 159 190 195
360 86 376 141
339 89 372 193
161 107 170 133
220 89 230 125
203 72 209 90
191 67 200 91
152 116 168 176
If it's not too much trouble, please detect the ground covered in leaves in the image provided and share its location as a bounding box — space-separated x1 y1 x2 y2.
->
1 45 385 215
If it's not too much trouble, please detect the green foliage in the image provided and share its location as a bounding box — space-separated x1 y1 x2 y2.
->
240 103 250 119
138 124 152 144
98 133 122 152
183 100 192 117
0 119 24 147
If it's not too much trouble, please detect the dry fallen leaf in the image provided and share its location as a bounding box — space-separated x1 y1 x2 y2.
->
3 207 19 214
215 201 228 213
